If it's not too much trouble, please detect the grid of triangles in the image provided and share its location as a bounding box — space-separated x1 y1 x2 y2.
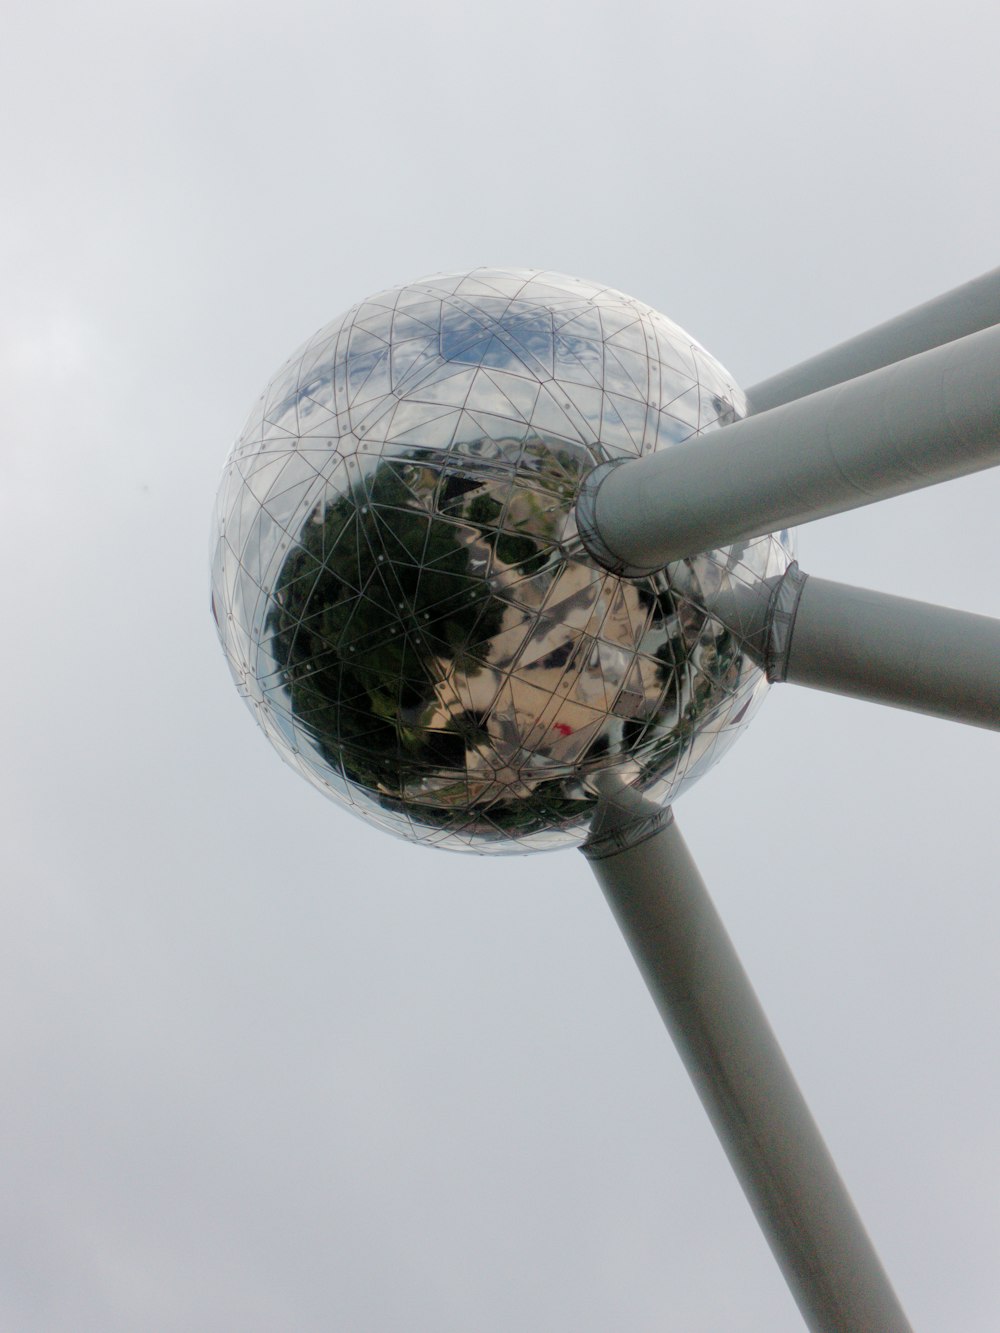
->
211 268 794 854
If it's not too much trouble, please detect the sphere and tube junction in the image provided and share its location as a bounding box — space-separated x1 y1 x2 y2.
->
211 268 793 852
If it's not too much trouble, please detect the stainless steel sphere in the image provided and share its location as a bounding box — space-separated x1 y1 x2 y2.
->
211 268 794 853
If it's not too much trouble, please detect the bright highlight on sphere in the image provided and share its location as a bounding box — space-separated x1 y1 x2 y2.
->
211 269 793 854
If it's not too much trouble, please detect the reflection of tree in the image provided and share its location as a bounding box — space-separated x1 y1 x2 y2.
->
624 572 745 779
266 460 504 798
465 493 545 573
264 453 585 839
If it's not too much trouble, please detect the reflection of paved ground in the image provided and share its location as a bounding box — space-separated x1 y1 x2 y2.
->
417 520 685 804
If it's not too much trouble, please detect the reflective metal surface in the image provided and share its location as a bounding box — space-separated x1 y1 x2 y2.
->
211 269 794 853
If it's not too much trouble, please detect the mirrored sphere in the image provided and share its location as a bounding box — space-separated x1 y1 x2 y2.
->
211 268 794 853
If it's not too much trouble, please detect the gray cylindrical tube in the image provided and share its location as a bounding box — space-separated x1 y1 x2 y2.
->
783 575 1000 729
747 265 1000 414
583 797 913 1333
579 320 1000 574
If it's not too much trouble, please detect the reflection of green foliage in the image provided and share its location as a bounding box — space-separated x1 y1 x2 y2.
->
496 531 541 569
373 782 585 843
481 782 582 833
266 460 504 795
466 492 545 574
624 573 749 784
264 453 590 839
466 493 501 526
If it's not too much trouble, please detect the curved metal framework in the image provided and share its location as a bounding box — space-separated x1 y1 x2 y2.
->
577 266 1000 1332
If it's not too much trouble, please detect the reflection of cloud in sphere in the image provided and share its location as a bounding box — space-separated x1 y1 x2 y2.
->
211 269 794 853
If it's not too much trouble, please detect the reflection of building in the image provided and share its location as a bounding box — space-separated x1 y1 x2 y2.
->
212 268 795 852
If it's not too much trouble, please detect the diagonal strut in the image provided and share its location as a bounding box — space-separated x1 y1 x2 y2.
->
577 321 1000 575
746 264 1000 414
583 787 914 1333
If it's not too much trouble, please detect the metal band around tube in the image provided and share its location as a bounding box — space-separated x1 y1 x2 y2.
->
576 459 665 578
765 563 810 683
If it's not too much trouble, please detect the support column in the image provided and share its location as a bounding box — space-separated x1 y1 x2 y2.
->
583 791 913 1333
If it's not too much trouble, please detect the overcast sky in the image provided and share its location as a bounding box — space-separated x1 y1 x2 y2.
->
2 1 999 1329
